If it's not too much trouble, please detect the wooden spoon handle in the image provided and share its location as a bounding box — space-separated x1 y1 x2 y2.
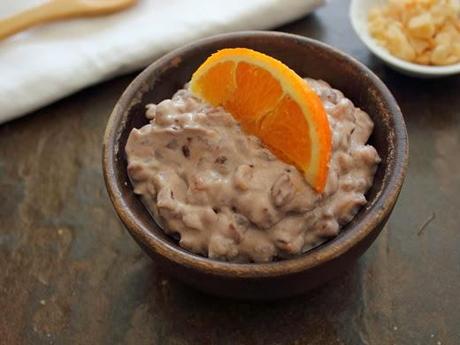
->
0 0 137 40
0 0 90 40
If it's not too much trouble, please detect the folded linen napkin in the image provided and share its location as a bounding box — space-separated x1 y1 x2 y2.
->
0 0 324 124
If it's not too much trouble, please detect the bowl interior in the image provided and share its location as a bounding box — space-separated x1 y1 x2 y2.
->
105 32 407 272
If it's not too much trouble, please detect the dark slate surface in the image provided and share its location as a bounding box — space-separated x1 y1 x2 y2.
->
1 0 459 344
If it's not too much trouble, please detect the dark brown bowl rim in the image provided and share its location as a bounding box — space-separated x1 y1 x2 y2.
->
103 31 408 279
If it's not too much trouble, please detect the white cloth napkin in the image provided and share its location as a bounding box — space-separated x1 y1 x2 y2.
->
0 0 324 124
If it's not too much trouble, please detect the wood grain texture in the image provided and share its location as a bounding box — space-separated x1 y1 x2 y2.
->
0 0 459 344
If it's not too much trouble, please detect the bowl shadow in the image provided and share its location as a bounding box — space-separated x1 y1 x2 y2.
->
132 261 366 344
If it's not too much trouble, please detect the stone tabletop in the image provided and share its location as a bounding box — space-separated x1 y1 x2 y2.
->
1 0 459 344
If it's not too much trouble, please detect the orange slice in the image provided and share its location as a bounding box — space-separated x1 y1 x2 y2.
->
190 48 331 192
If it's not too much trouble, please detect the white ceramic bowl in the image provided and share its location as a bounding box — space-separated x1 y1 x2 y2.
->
350 0 460 78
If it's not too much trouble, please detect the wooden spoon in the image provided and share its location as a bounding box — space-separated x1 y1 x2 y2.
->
0 0 137 40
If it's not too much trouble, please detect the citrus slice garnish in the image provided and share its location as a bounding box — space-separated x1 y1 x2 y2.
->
190 48 331 193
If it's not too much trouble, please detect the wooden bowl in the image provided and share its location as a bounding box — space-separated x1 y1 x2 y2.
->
103 31 408 300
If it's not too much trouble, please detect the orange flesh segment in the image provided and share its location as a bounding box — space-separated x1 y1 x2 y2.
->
190 48 331 193
259 95 312 171
193 61 236 105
